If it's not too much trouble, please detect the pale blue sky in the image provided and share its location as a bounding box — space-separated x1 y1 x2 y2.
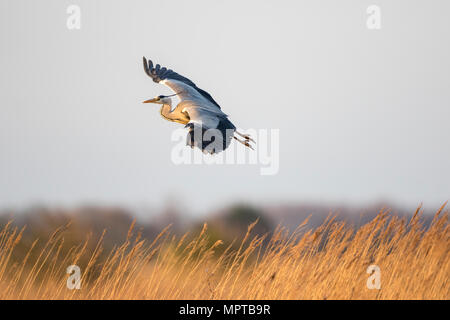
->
0 1 449 214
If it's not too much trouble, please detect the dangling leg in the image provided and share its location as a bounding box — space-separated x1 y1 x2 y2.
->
234 136 254 150
235 131 255 143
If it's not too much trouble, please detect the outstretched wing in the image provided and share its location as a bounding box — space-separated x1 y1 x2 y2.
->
143 57 221 110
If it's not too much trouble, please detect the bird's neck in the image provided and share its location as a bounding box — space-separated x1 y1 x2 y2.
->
160 103 175 122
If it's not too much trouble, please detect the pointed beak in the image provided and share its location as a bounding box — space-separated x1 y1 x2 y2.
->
142 98 159 104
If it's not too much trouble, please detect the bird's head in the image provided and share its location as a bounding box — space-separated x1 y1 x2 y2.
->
142 95 171 105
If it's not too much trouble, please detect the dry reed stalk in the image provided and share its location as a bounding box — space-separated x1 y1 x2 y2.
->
0 206 448 299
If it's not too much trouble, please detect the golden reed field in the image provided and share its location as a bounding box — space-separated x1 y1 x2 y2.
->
0 205 448 300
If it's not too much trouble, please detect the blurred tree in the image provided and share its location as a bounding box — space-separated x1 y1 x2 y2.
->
224 204 273 236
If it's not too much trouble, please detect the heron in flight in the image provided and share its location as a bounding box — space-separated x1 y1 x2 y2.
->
142 57 254 154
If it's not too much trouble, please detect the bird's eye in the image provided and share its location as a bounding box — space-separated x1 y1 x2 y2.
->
158 95 165 99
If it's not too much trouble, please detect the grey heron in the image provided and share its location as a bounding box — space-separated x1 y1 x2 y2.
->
142 57 254 154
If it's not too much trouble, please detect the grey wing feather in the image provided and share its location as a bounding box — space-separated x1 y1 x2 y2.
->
143 57 221 109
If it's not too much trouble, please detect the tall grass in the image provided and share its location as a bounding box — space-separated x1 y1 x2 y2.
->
0 205 448 299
